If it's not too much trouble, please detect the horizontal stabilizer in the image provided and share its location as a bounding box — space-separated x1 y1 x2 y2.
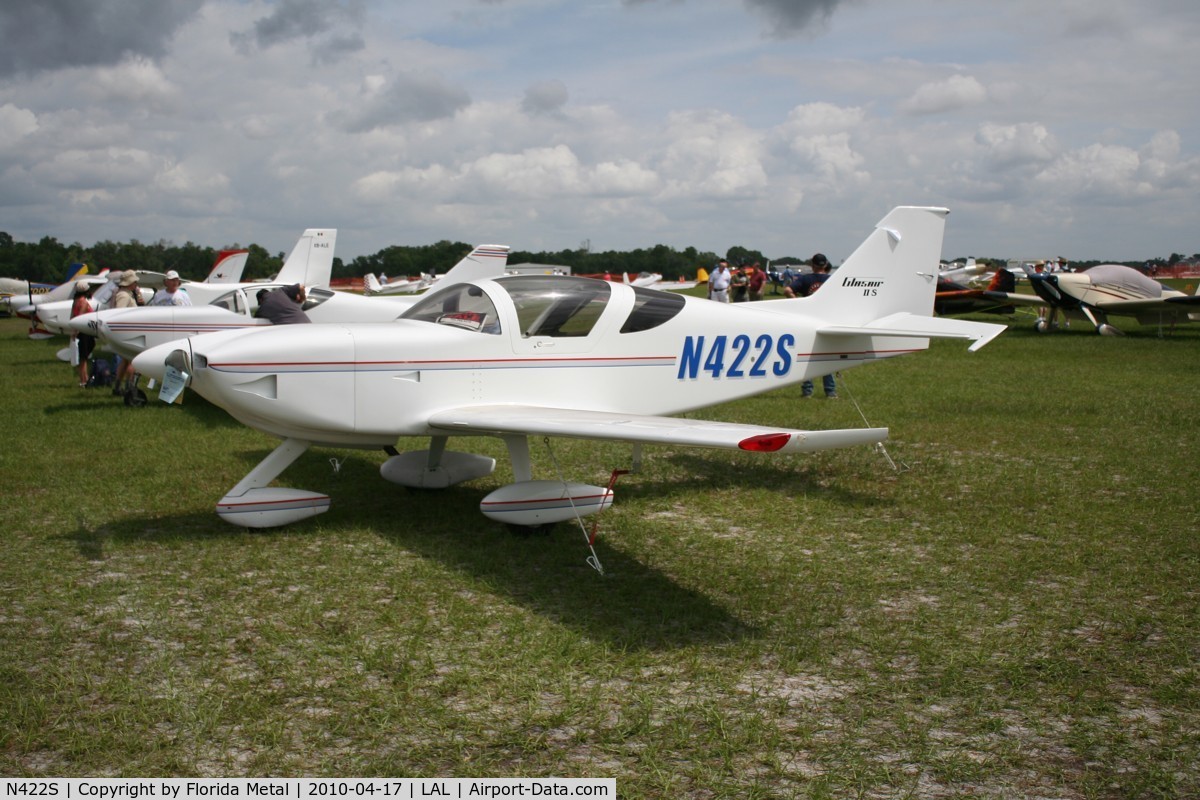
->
818 312 1006 352
429 405 886 455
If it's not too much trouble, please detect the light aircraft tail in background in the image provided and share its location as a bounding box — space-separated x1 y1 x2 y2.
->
364 244 512 296
274 229 337 288
205 250 250 283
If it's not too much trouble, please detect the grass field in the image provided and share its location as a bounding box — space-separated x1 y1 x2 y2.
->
1 303 1198 797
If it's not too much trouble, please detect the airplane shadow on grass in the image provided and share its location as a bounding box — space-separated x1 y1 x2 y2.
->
62 448 759 652
649 449 892 510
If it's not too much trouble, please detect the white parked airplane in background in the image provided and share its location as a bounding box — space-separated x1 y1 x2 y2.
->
363 272 427 295
74 244 510 359
130 249 250 292
364 247 511 296
133 207 1004 537
37 230 333 337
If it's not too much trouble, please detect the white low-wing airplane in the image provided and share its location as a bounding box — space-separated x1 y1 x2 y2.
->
36 233 328 338
363 272 427 295
73 244 510 360
133 207 1005 531
128 249 251 293
365 248 512 296
1025 263 1200 335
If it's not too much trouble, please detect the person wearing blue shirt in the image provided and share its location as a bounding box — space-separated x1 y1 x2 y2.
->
784 253 837 399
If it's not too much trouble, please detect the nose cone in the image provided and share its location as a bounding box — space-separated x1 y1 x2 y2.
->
69 311 101 336
132 339 180 381
35 303 69 334
182 324 358 441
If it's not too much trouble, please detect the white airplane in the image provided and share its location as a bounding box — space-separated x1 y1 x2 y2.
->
8 269 109 320
363 272 427 295
938 257 987 284
365 248 511 296
1025 264 1200 335
1 277 55 312
131 249 250 292
133 206 1004 535
73 244 510 360
625 271 662 288
38 230 333 337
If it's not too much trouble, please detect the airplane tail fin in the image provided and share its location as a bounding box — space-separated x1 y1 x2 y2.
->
434 244 510 289
275 229 337 288
363 273 383 295
206 249 250 283
776 206 1005 351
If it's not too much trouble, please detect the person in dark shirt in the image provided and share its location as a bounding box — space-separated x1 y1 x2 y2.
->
784 254 838 399
257 284 312 324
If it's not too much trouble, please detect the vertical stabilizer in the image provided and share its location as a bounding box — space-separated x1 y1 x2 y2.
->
276 229 337 288
206 250 250 283
794 207 1005 351
801 206 947 324
433 244 510 289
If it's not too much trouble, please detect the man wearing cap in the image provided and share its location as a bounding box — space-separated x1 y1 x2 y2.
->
784 253 838 399
256 283 312 324
151 270 192 306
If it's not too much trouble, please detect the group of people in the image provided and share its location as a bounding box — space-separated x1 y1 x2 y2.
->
68 267 311 393
707 260 768 304
707 252 839 400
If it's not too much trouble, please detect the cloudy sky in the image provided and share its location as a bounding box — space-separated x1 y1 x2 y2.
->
2 0 1198 264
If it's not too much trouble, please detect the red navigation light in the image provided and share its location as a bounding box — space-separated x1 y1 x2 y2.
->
738 433 791 452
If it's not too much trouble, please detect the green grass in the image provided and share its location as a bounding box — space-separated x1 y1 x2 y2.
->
1 313 1198 797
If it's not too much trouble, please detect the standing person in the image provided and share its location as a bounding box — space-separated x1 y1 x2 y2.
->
708 260 731 303
150 270 192 306
748 262 767 301
730 264 750 302
784 253 838 399
112 270 144 308
257 284 313 324
69 281 95 387
112 270 145 396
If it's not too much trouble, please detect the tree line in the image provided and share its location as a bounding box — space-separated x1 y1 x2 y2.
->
0 231 1194 284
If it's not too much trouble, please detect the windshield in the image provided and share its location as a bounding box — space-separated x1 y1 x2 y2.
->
400 283 501 334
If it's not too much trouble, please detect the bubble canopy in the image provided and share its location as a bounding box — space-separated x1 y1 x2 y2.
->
399 275 684 337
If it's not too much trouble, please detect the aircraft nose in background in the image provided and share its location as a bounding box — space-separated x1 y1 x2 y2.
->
68 311 102 336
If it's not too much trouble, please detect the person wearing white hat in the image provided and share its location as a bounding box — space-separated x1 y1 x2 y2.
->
70 280 96 387
151 270 192 306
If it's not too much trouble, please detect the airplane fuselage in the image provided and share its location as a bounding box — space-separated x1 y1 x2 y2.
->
150 278 923 447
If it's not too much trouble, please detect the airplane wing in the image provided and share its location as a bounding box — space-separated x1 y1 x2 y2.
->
981 290 1044 307
1094 295 1200 313
427 404 887 454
